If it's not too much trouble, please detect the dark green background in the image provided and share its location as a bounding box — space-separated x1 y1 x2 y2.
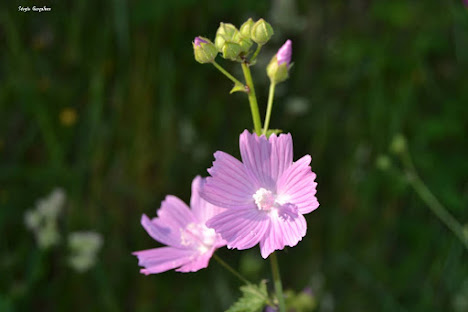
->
1 0 467 311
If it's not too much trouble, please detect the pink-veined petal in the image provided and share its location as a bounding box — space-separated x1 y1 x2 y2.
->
259 204 307 259
206 207 270 250
277 155 319 214
154 195 197 231
176 249 214 272
190 175 226 223
140 214 184 248
239 130 275 189
133 246 195 275
202 151 257 209
269 133 293 183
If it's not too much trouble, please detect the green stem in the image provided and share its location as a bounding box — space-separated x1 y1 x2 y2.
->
213 254 274 306
212 61 245 88
263 82 276 135
241 62 262 135
213 253 250 285
400 150 468 250
270 252 286 312
250 44 263 63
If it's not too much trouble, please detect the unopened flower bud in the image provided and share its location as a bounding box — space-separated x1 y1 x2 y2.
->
240 18 254 39
233 32 253 53
214 23 239 51
277 39 292 66
267 40 292 84
221 41 242 61
251 18 274 45
193 36 217 64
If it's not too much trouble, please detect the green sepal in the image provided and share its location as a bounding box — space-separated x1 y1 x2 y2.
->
265 129 283 138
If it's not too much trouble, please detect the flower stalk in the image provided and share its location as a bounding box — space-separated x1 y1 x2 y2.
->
270 252 286 312
212 61 246 92
213 253 251 285
241 61 262 135
263 82 276 135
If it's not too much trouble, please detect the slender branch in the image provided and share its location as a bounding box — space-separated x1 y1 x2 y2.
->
241 62 262 135
399 150 468 250
263 82 276 135
250 44 263 63
213 254 275 306
270 252 286 312
212 61 245 87
213 253 251 285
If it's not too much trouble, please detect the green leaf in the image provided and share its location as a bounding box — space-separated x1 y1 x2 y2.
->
230 82 248 94
226 281 269 312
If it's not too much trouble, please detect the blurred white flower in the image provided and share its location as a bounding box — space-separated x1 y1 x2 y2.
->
36 188 65 219
68 231 103 273
24 188 65 249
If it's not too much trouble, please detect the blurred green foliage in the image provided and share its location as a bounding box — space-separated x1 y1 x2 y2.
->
1 0 468 311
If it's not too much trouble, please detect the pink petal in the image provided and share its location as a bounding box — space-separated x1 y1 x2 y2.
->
239 130 274 189
277 155 319 214
176 250 213 272
269 133 293 182
133 246 195 275
259 205 307 259
190 175 226 223
202 151 257 209
154 195 197 231
141 214 184 248
206 207 269 250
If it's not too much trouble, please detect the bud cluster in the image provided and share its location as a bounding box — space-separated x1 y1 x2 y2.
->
193 18 274 63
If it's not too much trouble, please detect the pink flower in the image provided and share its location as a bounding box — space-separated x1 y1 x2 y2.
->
133 176 226 274
202 130 319 259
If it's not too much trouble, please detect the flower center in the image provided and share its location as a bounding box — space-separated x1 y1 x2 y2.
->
253 188 277 211
180 223 217 254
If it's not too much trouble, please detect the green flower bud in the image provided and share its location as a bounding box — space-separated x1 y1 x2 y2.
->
221 41 242 61
267 56 289 83
251 18 274 45
193 36 217 64
214 23 239 51
267 40 292 83
233 32 253 53
240 18 254 39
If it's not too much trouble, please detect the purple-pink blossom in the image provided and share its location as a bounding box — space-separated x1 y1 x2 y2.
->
202 130 319 259
277 40 292 66
133 176 226 274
